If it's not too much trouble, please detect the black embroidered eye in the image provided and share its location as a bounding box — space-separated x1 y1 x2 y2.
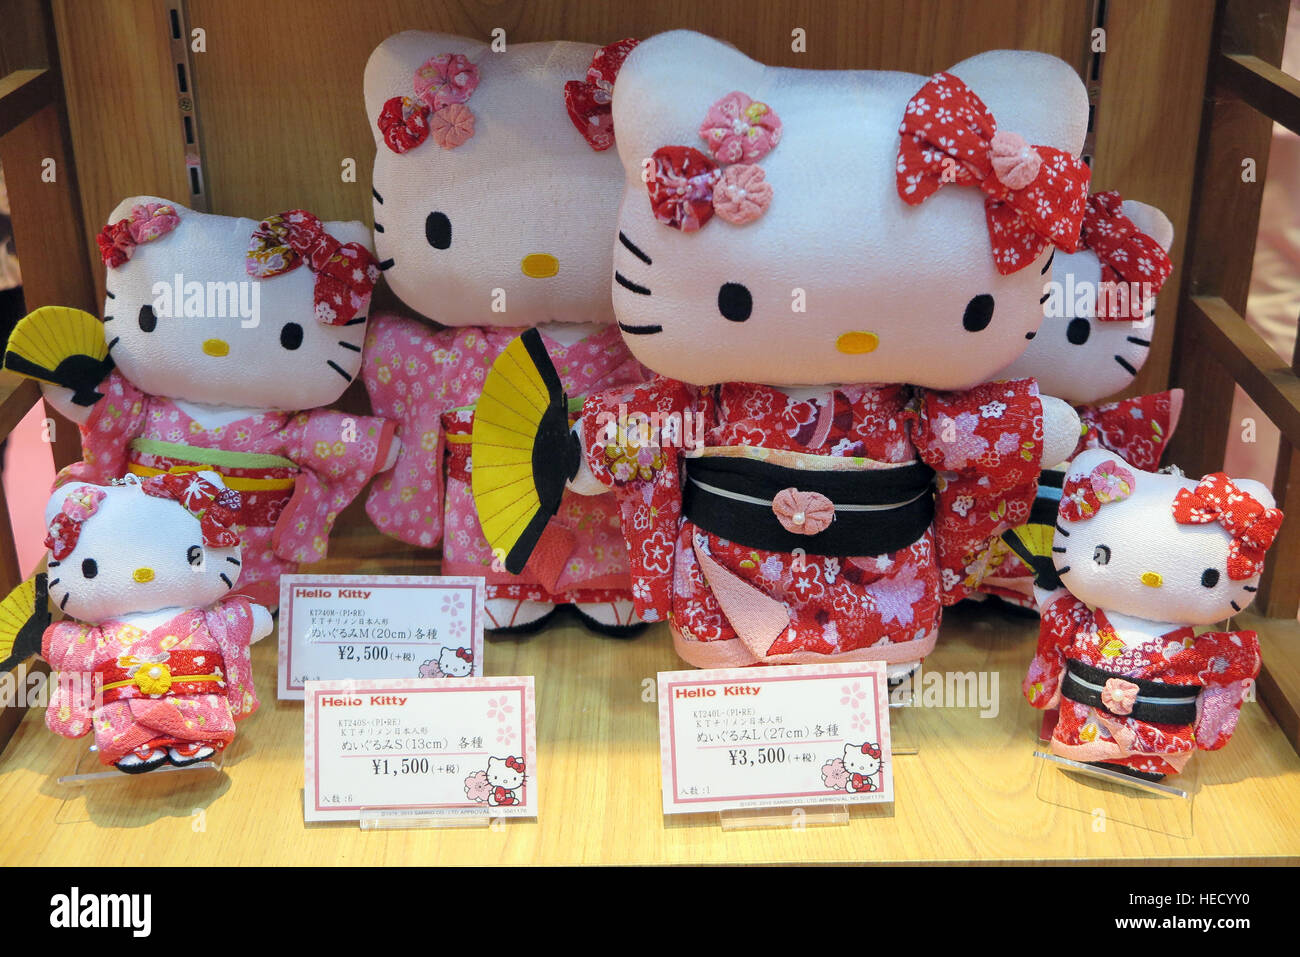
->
280 322 304 350
81 558 98 579
188 545 203 567
1067 317 1091 345
1092 545 1111 565
138 305 157 332
962 294 994 332
718 283 752 322
426 212 452 250
1201 567 1220 588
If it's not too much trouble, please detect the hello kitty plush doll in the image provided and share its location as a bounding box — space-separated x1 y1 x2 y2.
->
981 192 1180 608
564 32 1086 675
36 472 271 773
485 754 525 806
3 199 398 609
842 742 882 794
361 32 649 635
1024 448 1281 779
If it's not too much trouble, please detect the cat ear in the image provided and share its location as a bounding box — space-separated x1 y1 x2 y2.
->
1120 199 1175 254
364 31 489 148
1232 477 1276 510
946 50 1089 157
1065 448 1137 486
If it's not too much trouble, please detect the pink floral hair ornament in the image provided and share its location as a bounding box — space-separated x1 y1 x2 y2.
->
1059 459 1136 523
44 486 106 560
96 202 180 268
246 210 381 325
377 52 480 153
564 38 639 151
699 91 782 164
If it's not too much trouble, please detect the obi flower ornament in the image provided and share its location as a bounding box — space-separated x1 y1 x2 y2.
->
772 488 835 536
96 202 180 268
896 71 1091 274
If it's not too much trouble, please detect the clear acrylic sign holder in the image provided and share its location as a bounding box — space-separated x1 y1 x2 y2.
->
357 807 495 830
717 803 850 831
1032 746 1196 838
57 744 223 787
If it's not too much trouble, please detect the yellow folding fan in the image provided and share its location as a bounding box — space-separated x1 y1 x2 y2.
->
3 306 114 407
999 468 1065 591
471 329 581 575
0 574 51 673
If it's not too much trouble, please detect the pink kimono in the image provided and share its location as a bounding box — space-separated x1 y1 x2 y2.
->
42 597 259 766
62 370 397 607
1024 590 1260 776
579 376 1046 668
362 314 648 608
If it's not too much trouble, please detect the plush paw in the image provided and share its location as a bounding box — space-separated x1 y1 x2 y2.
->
1039 395 1081 469
250 603 274 644
381 435 402 472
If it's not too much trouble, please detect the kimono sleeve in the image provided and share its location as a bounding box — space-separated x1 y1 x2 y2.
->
40 621 96 740
911 379 1045 602
579 376 696 622
1191 630 1262 751
1023 589 1087 710
208 597 260 721
56 370 149 488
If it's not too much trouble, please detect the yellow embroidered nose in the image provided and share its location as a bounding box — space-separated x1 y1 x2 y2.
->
1140 571 1163 588
521 254 559 278
836 331 880 355
133 567 155 583
202 338 230 357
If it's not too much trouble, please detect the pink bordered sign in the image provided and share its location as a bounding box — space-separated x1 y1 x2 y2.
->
278 574 485 700
657 662 893 815
303 676 537 823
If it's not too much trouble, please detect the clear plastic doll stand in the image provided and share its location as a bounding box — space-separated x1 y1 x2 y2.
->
717 804 850 831
887 684 920 755
57 744 225 786
1032 747 1197 839
357 807 495 831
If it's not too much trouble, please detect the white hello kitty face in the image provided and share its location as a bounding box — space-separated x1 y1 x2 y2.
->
102 197 372 410
843 743 881 777
1053 449 1274 625
364 32 624 327
486 755 524 790
999 200 1174 403
607 33 1089 389
438 646 472 677
44 473 242 623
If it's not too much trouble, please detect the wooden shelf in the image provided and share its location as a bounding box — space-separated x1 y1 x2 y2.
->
1 591 1298 865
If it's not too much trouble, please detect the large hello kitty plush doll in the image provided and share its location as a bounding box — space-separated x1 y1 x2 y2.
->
37 472 271 774
563 32 1086 675
361 32 649 635
3 199 398 609
980 192 1180 608
1024 448 1281 779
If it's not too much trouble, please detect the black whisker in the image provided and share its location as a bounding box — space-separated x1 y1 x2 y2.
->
1243 585 1258 592
614 272 651 295
1024 331 1036 340
1040 250 1055 275
1126 336 1151 346
226 556 241 565
1230 600 1242 612
343 316 366 326
378 258 394 271
618 231 652 266
327 360 353 382
1051 547 1067 553
1113 355 1137 376
338 341 362 352
1055 565 1072 576
219 572 233 589
107 336 120 352
372 187 384 204
1054 523 1070 537
373 222 384 233
1039 291 1051 304
103 315 114 322
105 290 116 299
48 578 59 587
618 322 663 335
59 593 69 610
47 560 60 568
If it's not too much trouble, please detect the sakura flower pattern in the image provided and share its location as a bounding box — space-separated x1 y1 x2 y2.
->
1081 191 1174 317
413 53 479 110
699 91 782 164
1171 473 1283 580
430 102 475 149
712 164 773 224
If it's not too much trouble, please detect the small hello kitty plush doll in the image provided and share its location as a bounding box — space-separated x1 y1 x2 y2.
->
1024 448 1282 779
361 32 649 635
38 472 272 774
842 742 882 794
3 199 398 609
981 193 1180 608
564 32 1086 675
485 754 525 806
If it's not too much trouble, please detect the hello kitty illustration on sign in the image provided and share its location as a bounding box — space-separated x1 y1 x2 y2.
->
464 754 526 807
821 742 884 794
360 32 650 637
420 645 473 678
1 200 399 610
0 472 273 774
1024 448 1282 780
474 32 1088 676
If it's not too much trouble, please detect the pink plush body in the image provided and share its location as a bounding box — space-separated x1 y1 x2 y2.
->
42 598 259 766
1025 591 1260 776
580 376 1046 667
363 314 648 603
61 370 396 607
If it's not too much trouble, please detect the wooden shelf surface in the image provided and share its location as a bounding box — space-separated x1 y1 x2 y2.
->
1 595 1298 866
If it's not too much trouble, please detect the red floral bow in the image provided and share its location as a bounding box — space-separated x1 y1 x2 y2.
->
1080 191 1174 319
141 473 243 549
45 486 107 560
246 210 380 325
1172 473 1283 580
1059 459 1136 523
96 202 181 268
564 38 639 151
377 52 480 153
896 72 1090 274
455 647 472 662
504 755 525 773
860 742 881 759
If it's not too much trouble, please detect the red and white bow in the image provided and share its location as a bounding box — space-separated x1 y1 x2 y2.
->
564 38 639 151
1081 191 1174 319
141 473 243 549
246 210 380 325
860 742 881 759
96 202 181 268
504 755 525 773
1172 473 1283 580
896 72 1090 275
45 486 107 560
455 647 472 662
